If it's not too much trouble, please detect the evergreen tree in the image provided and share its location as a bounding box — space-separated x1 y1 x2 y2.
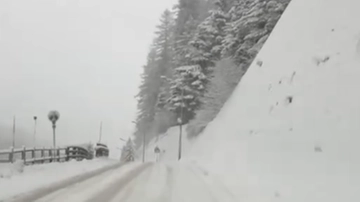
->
134 0 291 142
191 0 232 62
222 0 290 68
186 0 290 137
120 138 136 162
166 65 206 122
166 0 231 123
154 9 175 111
172 0 211 67
134 10 176 146
155 0 211 126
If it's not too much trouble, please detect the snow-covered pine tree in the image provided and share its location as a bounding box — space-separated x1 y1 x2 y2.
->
134 10 177 146
166 65 206 123
172 0 211 67
222 0 290 68
152 10 179 135
190 0 231 62
186 0 290 137
134 47 159 146
166 0 232 124
120 138 136 162
154 9 175 111
154 1 211 126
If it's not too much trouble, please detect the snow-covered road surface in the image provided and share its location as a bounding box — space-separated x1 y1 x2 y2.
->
7 162 239 202
0 158 120 201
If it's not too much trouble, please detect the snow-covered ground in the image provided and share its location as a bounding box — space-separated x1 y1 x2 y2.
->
145 126 193 163
0 158 119 200
145 0 360 201
16 162 238 202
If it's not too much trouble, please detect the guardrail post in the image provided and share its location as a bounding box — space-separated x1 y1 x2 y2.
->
32 147 35 162
49 149 53 163
65 147 69 161
56 148 60 162
9 146 14 163
41 147 45 163
52 148 56 162
55 147 60 162
22 146 26 163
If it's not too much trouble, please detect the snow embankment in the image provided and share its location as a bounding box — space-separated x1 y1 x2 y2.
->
0 158 119 200
145 126 194 163
185 0 360 201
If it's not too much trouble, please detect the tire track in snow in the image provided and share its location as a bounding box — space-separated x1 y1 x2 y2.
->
186 167 219 202
6 162 124 202
155 165 174 202
112 163 174 202
34 168 120 202
191 165 238 199
187 164 239 202
85 162 152 202
112 163 155 202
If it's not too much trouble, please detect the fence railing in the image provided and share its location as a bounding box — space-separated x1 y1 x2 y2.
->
0 146 92 165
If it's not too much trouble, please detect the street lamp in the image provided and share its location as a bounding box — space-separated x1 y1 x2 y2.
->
48 111 60 148
98 121 103 143
116 146 123 160
33 116 37 147
118 137 128 160
12 116 16 148
178 87 184 161
132 120 146 163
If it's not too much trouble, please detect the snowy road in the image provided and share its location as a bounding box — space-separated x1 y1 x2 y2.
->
6 162 238 202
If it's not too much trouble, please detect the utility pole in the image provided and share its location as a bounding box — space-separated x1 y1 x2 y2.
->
178 87 184 161
12 116 16 148
98 121 103 143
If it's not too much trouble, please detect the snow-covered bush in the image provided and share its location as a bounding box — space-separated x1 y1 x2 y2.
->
0 160 25 179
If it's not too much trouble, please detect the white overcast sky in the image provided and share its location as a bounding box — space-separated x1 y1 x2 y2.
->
0 0 177 155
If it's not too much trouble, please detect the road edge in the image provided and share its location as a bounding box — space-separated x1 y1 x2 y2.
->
4 161 126 202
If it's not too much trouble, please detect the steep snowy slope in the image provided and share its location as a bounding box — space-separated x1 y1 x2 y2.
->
185 0 360 201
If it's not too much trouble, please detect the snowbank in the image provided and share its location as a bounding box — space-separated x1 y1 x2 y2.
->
145 125 194 162
0 158 118 200
186 0 360 201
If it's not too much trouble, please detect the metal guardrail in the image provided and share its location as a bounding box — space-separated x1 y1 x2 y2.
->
0 146 92 165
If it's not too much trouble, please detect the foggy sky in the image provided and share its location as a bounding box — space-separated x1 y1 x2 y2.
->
0 0 177 158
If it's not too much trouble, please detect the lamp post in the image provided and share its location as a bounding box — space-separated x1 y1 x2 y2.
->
48 111 60 148
33 116 37 147
12 116 16 148
178 87 184 161
98 121 103 143
132 120 146 163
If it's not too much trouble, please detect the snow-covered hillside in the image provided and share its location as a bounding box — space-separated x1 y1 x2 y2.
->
185 0 360 201
146 0 360 201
